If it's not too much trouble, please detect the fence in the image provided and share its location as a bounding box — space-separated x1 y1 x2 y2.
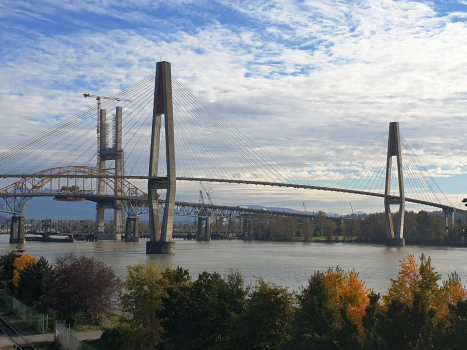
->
0 290 48 333
54 321 96 350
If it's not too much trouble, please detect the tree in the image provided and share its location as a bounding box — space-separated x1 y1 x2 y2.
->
228 279 294 350
12 254 35 287
16 256 51 304
290 272 342 349
160 269 247 350
302 219 313 241
377 254 467 349
0 246 24 288
45 253 121 323
120 263 174 349
323 220 337 240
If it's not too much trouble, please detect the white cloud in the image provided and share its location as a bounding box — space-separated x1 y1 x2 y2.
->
1 0 467 213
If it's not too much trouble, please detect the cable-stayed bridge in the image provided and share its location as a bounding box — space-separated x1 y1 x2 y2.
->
0 61 464 253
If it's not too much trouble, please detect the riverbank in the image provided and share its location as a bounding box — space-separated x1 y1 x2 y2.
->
253 235 467 247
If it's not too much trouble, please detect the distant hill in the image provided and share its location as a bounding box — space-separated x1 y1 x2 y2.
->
20 198 370 221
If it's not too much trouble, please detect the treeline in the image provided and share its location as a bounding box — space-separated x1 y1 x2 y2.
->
2 248 467 349
89 254 467 350
250 210 467 246
0 247 120 323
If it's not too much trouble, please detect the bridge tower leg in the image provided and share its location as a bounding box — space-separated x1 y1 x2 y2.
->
114 106 124 236
96 107 125 241
242 218 253 240
385 122 405 247
96 109 107 235
10 215 25 244
146 61 176 254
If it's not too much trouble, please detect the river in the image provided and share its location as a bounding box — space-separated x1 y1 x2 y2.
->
1 235 466 294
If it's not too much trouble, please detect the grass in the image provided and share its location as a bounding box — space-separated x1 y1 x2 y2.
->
82 339 104 350
108 314 123 326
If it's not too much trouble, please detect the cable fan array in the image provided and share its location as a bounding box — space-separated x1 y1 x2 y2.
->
0 73 453 208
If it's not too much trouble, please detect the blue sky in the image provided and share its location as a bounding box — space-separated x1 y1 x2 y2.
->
1 0 467 216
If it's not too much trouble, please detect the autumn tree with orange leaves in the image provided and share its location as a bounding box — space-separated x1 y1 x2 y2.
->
288 268 369 349
12 254 35 287
363 254 467 349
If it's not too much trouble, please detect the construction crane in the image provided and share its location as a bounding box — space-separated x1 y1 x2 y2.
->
349 202 355 216
199 190 205 205
83 93 132 168
200 182 215 205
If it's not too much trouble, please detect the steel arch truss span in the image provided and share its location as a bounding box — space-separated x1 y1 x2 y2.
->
0 166 148 215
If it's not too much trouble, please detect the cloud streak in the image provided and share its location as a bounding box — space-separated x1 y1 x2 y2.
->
0 0 466 213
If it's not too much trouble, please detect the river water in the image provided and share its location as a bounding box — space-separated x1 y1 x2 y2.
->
1 235 466 294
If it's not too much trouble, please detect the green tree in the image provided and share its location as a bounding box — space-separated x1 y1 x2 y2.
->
290 272 342 349
160 270 247 350
120 263 175 349
302 219 313 241
227 279 294 350
323 220 337 240
0 246 24 289
16 256 51 304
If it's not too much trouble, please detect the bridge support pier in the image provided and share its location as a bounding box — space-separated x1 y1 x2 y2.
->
125 217 140 242
96 203 105 233
384 122 405 247
147 61 176 255
10 215 25 244
241 219 253 240
197 217 211 241
443 208 455 232
96 203 122 240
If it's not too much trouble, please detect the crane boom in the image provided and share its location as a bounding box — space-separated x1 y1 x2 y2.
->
83 94 133 102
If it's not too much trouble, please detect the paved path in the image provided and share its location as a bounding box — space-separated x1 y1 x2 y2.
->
0 330 102 348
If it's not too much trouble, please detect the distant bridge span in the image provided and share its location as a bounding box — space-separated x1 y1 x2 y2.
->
1 170 465 215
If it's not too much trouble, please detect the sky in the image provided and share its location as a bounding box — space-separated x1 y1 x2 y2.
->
1 0 467 218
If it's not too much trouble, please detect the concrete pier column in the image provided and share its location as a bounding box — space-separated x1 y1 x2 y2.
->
197 217 211 241
10 215 25 244
96 203 105 233
384 122 405 247
147 61 176 254
242 218 253 241
443 209 455 231
96 203 122 240
114 206 123 234
125 217 140 242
